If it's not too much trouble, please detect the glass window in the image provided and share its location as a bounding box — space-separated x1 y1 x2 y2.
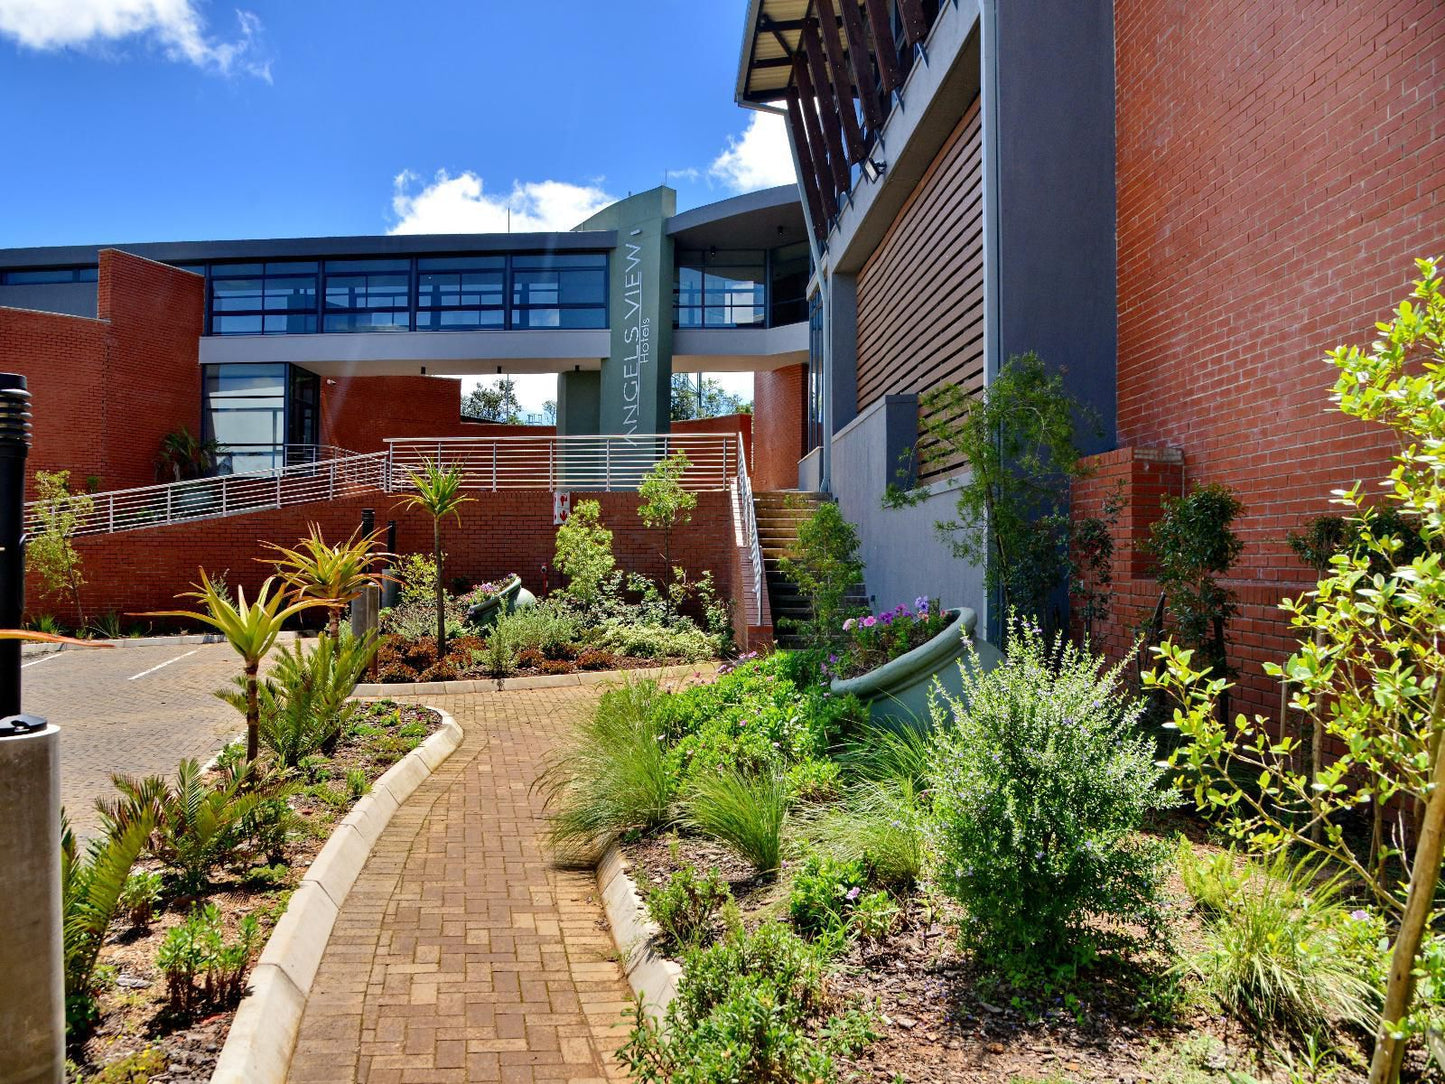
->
209 262 319 335
770 241 811 326
323 261 410 332
416 256 505 330
0 266 98 284
673 249 766 328
510 253 607 329
203 363 287 471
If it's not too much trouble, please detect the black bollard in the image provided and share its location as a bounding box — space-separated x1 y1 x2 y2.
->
0 373 32 717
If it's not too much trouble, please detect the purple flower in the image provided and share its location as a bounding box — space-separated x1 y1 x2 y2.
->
862 616 876 628
845 886 861 902
881 612 894 626
915 596 930 611
842 618 856 631
1350 909 1369 922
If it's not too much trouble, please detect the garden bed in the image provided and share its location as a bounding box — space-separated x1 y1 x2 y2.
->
67 700 442 1084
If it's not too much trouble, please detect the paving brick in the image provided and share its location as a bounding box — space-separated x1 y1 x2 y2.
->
289 686 632 1083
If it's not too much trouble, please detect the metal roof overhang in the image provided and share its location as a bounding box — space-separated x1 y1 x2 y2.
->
735 0 814 106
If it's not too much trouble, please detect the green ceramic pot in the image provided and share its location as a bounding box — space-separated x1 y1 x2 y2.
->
464 575 525 630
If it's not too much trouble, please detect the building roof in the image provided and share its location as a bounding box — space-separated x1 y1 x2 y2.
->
736 0 814 105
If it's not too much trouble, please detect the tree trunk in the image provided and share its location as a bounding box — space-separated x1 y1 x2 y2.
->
245 662 260 762
434 519 446 656
1369 679 1445 1084
328 607 341 642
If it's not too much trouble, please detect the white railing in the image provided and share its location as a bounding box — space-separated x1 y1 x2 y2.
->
27 448 388 537
733 433 766 626
384 433 737 492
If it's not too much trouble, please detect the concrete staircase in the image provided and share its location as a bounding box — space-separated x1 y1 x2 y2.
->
754 490 868 647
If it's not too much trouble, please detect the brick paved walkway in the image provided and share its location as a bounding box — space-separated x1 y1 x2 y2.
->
289 686 633 1084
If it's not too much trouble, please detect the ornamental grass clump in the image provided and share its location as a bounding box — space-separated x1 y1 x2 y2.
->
686 766 790 876
930 617 1177 976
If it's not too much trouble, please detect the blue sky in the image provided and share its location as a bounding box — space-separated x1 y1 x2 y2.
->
0 0 795 248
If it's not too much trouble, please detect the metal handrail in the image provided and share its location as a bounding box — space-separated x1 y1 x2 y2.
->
384 433 737 492
26 447 388 537
733 432 766 625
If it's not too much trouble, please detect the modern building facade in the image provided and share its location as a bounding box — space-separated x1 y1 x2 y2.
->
737 0 1442 714
0 185 811 483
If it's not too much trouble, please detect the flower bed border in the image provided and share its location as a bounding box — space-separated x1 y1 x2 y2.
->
354 662 715 698
596 840 681 1025
210 706 463 1084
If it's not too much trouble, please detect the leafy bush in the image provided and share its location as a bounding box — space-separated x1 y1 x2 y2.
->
930 618 1177 973
638 451 697 575
554 499 615 605
62 813 152 1033
98 759 289 896
779 500 863 649
808 779 927 890
644 865 732 950
221 631 377 768
393 551 439 606
491 598 580 657
119 870 164 928
539 680 675 859
1175 839 1246 916
590 617 719 661
849 890 898 943
379 594 466 642
1185 850 1381 1031
789 853 868 939
620 922 871 1084
685 767 789 875
156 903 260 1014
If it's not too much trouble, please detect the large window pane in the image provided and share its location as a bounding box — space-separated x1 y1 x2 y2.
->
210 263 319 335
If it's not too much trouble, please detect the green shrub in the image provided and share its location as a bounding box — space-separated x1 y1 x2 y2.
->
1175 839 1246 916
119 870 164 928
1186 851 1382 1031
620 922 871 1084
394 551 439 606
590 617 719 661
686 767 789 876
62 813 152 1034
783 758 841 803
346 767 370 800
849 890 898 943
539 680 675 859
221 630 377 768
492 598 580 657
379 594 466 642
930 617 1176 974
644 865 732 950
789 854 868 940
156 903 260 1014
554 499 615 605
809 779 927 890
77 1046 167 1082
779 501 863 649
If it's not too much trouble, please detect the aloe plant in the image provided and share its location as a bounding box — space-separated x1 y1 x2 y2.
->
396 459 473 654
142 571 322 761
264 523 387 639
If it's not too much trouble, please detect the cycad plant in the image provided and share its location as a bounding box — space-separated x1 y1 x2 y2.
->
62 811 153 1033
264 523 386 639
396 458 473 654
143 570 321 761
220 630 378 767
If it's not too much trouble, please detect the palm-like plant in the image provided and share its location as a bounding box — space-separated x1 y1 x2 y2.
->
395 458 473 654
142 570 322 761
62 811 153 1033
264 524 386 639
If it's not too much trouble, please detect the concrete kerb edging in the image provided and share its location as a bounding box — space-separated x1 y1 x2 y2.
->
596 841 682 1026
354 661 712 697
210 706 464 1084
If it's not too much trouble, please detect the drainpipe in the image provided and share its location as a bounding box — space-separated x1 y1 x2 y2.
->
978 0 1003 640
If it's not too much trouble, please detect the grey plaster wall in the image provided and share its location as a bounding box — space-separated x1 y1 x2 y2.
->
829 397 986 622
996 0 1117 451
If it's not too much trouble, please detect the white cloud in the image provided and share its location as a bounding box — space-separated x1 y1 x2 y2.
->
0 0 271 80
709 111 797 193
389 170 617 235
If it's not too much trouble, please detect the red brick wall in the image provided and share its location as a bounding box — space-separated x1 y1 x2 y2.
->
752 365 806 491
1100 0 1444 715
0 250 204 496
29 490 738 632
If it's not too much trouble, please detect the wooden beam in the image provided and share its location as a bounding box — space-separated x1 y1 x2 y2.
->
800 22 852 193
813 3 868 162
791 59 840 223
837 0 884 132
897 0 929 46
862 0 901 92
785 90 829 243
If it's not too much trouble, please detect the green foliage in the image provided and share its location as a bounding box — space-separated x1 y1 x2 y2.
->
398 457 474 654
848 889 899 943
886 353 1096 629
553 499 616 605
788 853 867 939
685 767 789 875
119 870 165 928
1147 483 1245 679
1071 487 1123 643
98 759 287 895
808 778 927 890
1174 839 1246 916
28 469 92 625
779 501 863 649
62 812 153 1034
380 594 467 642
76 1046 168 1083
671 373 751 420
155 427 218 482
620 922 870 1084
461 376 523 422
644 865 732 950
491 597 580 656
156 903 260 1015
1183 850 1382 1032
393 552 440 607
591 617 719 661
1149 258 1445 1083
1288 508 1426 578
638 451 698 574
220 631 377 768
539 680 675 859
930 617 1177 973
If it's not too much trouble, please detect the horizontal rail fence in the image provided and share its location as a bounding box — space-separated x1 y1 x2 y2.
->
26 448 388 537
384 434 736 492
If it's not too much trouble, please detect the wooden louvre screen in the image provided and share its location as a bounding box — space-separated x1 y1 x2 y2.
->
854 97 985 483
